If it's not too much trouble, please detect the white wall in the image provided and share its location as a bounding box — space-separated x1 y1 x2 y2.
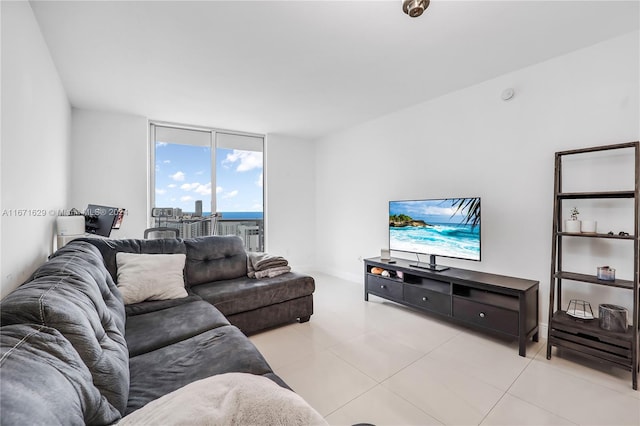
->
265 134 316 269
69 113 317 267
1 1 71 298
70 109 148 239
314 31 639 330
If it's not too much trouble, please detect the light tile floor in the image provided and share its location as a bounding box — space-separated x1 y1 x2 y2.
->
249 273 640 425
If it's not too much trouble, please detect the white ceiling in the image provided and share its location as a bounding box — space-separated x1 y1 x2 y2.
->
30 1 639 140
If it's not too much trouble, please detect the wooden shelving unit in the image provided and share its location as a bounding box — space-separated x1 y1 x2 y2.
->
546 141 639 390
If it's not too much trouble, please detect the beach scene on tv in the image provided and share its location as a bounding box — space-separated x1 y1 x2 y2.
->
389 198 481 261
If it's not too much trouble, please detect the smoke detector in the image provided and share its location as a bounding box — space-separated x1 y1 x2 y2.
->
501 88 515 101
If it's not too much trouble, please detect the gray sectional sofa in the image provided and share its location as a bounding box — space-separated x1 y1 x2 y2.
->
0 235 315 424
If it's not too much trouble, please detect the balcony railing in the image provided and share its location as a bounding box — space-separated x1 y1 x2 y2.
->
161 217 264 252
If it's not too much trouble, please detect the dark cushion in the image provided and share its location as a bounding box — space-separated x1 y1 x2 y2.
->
126 324 275 414
0 324 121 425
125 292 203 316
75 237 187 282
33 241 126 335
0 242 130 415
184 236 247 285
125 300 230 357
226 295 314 335
191 272 315 316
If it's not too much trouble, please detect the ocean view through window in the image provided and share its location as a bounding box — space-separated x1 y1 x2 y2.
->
150 124 264 250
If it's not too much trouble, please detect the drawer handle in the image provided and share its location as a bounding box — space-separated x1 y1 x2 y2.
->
479 312 486 318
422 296 428 302
380 285 386 289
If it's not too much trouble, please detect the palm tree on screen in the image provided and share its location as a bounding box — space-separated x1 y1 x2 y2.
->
446 198 480 229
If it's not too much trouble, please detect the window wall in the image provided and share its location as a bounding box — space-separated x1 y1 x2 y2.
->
150 123 264 250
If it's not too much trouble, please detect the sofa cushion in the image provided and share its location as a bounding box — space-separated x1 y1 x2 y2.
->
116 252 188 304
0 324 121 425
76 237 187 282
35 241 126 334
124 292 202 316
126 324 276 414
0 242 130 415
226 295 314 335
184 236 247 285
125 300 230 357
190 272 315 316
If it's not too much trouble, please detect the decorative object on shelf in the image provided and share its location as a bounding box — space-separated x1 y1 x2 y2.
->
381 270 391 277
564 207 581 233
599 304 628 332
566 299 594 320
371 267 384 275
381 248 391 260
608 231 631 236
597 266 616 281
581 220 597 234
570 207 579 220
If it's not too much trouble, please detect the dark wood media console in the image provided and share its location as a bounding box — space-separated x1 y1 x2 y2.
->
364 257 539 356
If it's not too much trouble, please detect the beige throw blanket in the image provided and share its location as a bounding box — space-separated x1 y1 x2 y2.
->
118 373 327 426
247 252 291 279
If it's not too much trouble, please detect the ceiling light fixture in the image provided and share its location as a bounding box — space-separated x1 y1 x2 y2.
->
403 0 430 18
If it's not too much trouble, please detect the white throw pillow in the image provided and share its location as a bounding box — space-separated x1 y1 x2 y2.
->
116 253 188 305
117 373 327 426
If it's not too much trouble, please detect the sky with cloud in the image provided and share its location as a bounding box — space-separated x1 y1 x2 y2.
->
155 143 263 215
389 199 476 224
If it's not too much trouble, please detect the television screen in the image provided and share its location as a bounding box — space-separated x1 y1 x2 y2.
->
389 198 481 262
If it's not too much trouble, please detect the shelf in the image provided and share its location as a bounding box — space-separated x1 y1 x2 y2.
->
556 141 638 156
550 311 633 369
551 311 633 343
555 271 634 290
549 141 639 389
557 232 635 240
452 286 519 311
557 190 635 199
365 272 402 283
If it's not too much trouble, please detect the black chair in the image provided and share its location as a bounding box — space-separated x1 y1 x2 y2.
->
143 227 180 239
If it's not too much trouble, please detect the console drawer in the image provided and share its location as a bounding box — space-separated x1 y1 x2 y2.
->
453 297 518 336
404 285 451 315
367 275 402 300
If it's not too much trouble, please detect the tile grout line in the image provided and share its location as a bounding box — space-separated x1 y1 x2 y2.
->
375 352 450 426
477 341 556 426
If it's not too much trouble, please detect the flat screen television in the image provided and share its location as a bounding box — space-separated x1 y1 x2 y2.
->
389 197 481 271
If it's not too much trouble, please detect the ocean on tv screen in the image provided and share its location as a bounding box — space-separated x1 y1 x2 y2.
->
389 223 480 260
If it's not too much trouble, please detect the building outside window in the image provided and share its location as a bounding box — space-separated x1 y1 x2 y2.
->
150 123 264 251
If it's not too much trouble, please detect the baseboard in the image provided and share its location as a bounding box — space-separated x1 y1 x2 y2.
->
539 322 549 340
293 265 360 284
